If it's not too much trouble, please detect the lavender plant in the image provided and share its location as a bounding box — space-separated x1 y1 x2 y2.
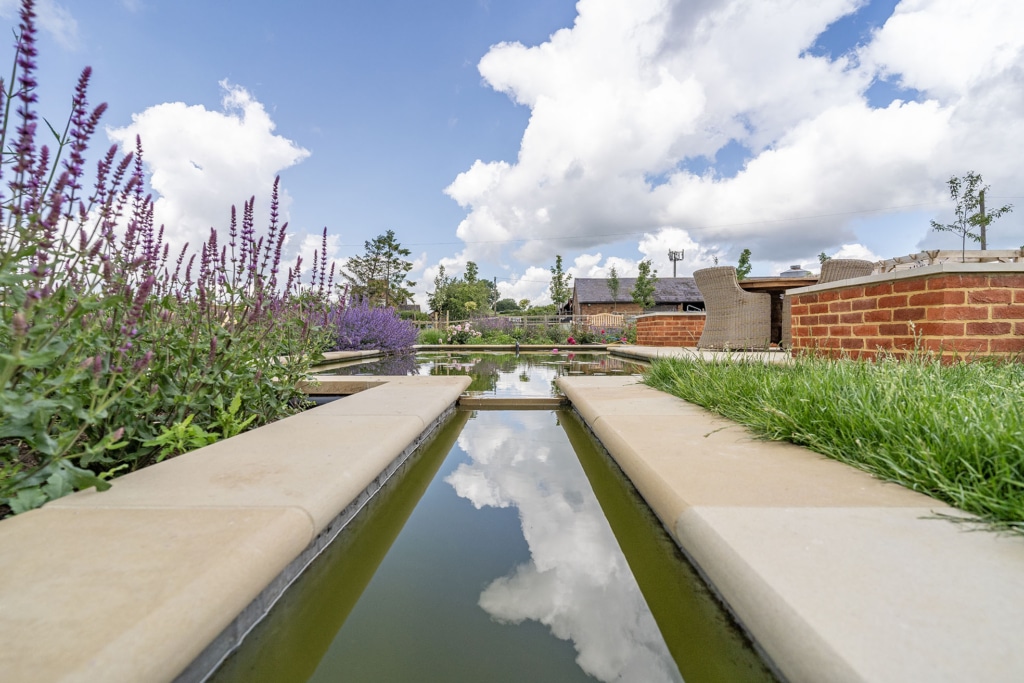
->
327 300 417 352
0 0 335 514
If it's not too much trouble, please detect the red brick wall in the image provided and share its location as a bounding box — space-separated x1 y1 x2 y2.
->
636 313 706 347
790 269 1024 360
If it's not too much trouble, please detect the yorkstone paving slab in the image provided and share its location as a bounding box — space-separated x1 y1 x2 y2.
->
301 376 387 394
0 373 471 683
585 413 932 509
558 374 1024 683
677 506 1024 683
0 506 311 683
51 413 427 533
329 376 473 423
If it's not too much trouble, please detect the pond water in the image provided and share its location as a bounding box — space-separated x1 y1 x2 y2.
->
209 409 776 683
316 351 645 398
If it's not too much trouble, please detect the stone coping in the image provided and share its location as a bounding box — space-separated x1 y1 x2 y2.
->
557 374 1024 683
789 261 1024 296
319 349 382 362
635 311 706 318
0 374 470 683
414 343 611 351
611 345 793 364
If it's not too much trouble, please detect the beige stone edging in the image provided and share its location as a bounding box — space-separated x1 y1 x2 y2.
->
557 374 1024 683
0 374 471 683
790 261 1024 296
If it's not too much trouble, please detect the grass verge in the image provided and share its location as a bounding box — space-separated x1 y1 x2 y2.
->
643 353 1024 534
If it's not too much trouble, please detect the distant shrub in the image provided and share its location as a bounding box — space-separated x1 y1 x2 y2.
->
329 301 418 351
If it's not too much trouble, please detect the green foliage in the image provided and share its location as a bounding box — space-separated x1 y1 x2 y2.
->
606 265 620 310
494 298 521 313
549 255 573 311
930 172 1013 257
427 262 495 319
644 354 1024 534
445 281 493 319
524 303 557 316
343 230 416 307
736 248 752 280
0 14 333 514
418 328 445 344
630 260 658 310
818 252 832 265
142 391 256 462
142 414 218 462
427 265 454 315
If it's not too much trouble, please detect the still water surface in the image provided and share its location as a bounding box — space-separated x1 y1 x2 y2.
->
211 409 774 682
316 350 644 398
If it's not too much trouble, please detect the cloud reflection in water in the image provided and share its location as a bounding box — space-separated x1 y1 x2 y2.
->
445 411 682 683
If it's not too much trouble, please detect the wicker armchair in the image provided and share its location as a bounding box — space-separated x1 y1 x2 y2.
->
782 259 875 349
819 259 875 283
694 266 771 350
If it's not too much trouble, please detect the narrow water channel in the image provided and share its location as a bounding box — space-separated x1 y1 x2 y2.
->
315 350 645 398
210 406 775 682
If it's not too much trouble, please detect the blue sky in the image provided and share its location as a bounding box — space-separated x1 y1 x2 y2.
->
4 0 1023 306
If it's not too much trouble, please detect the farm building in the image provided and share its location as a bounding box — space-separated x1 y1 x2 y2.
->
567 277 705 316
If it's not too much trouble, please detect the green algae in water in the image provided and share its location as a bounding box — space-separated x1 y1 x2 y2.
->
210 409 775 682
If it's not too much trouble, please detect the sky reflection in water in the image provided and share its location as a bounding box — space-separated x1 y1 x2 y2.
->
447 410 683 682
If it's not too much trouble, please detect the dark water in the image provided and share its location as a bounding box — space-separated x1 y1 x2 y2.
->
210 410 775 683
316 351 645 398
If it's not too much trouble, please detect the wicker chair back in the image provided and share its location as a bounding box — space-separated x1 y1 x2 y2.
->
693 266 771 350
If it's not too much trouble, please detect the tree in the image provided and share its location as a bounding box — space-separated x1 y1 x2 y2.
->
549 255 573 312
606 265 621 311
736 248 752 280
444 281 492 319
343 230 415 307
818 252 832 265
930 172 1013 259
427 264 454 315
630 259 658 310
495 298 520 313
464 261 479 283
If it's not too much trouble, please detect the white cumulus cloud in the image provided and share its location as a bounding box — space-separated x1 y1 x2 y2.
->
108 81 311 259
441 0 1024 277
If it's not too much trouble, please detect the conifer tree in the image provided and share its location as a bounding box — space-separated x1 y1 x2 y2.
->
343 230 415 307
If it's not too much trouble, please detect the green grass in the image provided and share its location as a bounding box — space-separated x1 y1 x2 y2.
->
643 353 1024 534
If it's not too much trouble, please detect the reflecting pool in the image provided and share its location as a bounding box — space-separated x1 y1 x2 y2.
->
317 351 645 398
210 409 775 683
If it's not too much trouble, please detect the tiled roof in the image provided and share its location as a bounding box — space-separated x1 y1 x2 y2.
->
571 277 704 304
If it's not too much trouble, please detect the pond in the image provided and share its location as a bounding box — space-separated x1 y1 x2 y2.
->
209 408 776 683
316 351 646 398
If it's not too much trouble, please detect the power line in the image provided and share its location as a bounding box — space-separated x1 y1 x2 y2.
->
331 200 944 248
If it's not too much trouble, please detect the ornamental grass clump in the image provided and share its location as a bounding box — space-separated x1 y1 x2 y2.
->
643 353 1024 534
0 0 336 514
